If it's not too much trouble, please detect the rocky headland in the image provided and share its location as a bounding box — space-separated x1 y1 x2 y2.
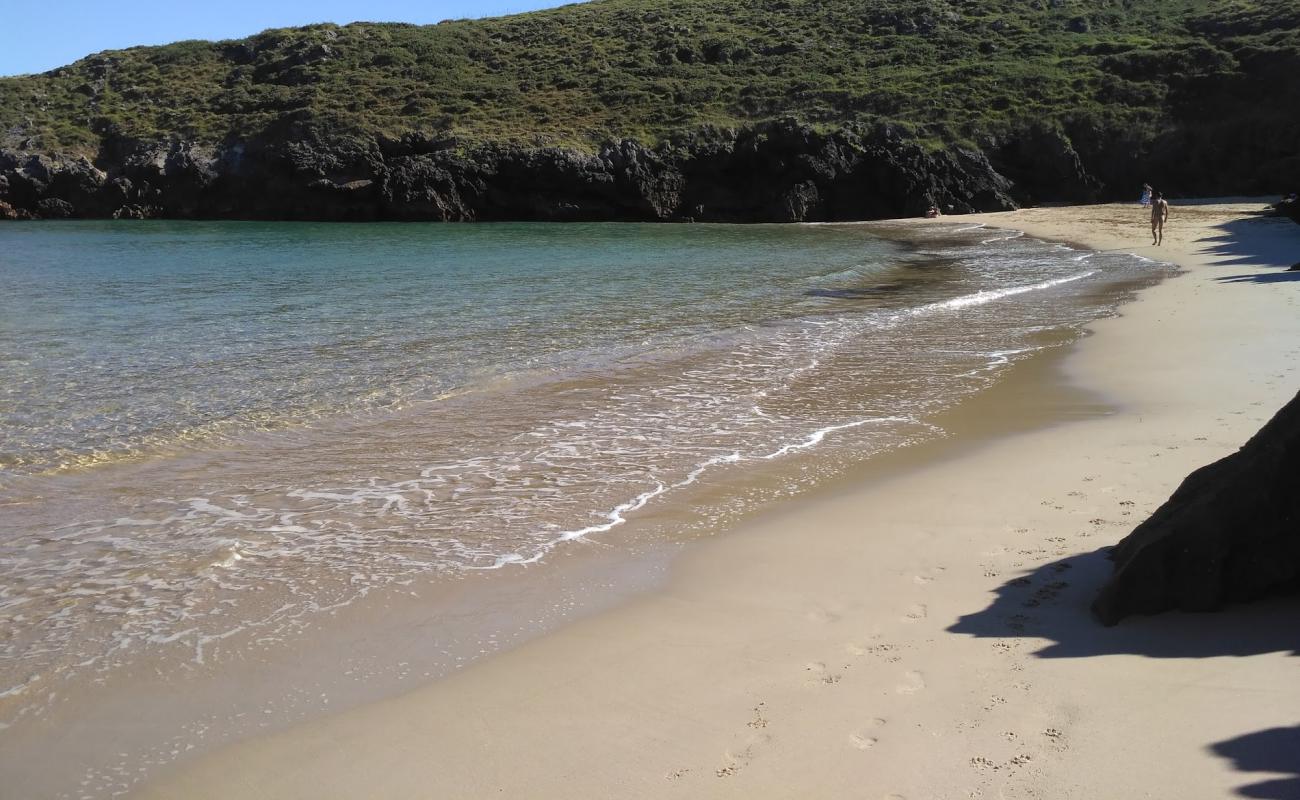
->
2 0 1297 221
0 121 1024 222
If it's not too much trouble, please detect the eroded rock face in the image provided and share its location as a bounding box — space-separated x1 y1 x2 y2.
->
0 199 23 219
0 121 1018 221
988 124 1102 206
1093 391 1300 625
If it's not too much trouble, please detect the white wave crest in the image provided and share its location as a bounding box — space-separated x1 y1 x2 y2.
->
905 270 1098 317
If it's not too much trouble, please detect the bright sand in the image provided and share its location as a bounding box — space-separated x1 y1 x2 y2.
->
138 202 1300 799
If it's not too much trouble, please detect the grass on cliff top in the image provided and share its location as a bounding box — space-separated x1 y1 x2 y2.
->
1 0 1297 154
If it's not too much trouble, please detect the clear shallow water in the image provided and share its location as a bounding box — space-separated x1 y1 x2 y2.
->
0 220 1168 796
3 222 901 473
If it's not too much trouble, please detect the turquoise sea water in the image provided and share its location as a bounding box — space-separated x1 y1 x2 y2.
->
3 221 906 473
0 220 1167 797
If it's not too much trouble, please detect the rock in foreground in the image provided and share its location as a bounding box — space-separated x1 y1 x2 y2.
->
1093 391 1300 625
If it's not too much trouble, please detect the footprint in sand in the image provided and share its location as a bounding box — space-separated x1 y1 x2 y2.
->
969 753 1033 773
896 670 926 695
902 603 928 622
1023 581 1070 608
847 641 902 662
803 661 842 686
717 732 770 777
912 566 946 585
1043 727 1070 752
805 606 842 624
1006 614 1032 633
849 718 887 750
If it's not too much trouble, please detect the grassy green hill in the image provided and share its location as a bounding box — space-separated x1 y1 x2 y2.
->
2 0 1297 156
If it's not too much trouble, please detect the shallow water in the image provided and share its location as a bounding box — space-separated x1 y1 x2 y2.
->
0 220 1168 796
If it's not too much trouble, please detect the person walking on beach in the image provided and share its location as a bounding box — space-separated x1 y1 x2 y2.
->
1140 183 1152 206
1151 191 1169 245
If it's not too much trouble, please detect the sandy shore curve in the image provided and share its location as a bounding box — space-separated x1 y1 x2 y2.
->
137 201 1300 800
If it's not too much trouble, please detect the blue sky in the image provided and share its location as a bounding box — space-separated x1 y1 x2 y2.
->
0 1 580 76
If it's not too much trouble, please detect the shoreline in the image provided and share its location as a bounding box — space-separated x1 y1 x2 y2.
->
0 216 1153 799
123 201 1300 797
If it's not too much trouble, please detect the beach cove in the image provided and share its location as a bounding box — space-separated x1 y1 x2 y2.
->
124 201 1300 799
4 0 1300 795
0 212 1167 795
0 202 1296 798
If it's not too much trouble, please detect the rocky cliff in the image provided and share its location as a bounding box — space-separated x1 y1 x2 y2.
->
0 121 1018 221
1093 392 1300 625
2 0 1297 221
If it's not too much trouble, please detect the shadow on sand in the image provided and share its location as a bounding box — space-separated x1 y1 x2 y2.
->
1211 725 1300 800
945 546 1300 660
1196 215 1299 277
945 210 1300 796
949 549 1300 797
1216 271 1300 285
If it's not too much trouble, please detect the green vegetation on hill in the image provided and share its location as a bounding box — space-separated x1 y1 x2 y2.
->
1 0 1297 157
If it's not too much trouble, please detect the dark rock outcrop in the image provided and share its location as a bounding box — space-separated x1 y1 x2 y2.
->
0 120 1018 222
0 199 24 219
987 124 1102 206
1277 196 1300 225
1093 391 1300 625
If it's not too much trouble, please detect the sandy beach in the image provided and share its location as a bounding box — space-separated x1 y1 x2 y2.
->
137 201 1300 800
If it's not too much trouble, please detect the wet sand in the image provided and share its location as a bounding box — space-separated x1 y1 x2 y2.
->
137 201 1300 799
